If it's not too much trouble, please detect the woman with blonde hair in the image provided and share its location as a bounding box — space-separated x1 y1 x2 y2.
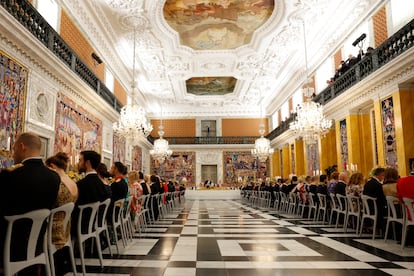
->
128 170 143 216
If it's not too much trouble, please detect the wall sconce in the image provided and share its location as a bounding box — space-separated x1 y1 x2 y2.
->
91 52 103 65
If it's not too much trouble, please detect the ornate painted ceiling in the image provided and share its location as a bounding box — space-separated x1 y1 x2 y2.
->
61 0 382 118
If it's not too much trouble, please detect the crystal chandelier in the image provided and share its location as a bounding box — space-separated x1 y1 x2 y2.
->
150 107 172 162
251 123 274 162
290 20 332 145
113 28 153 145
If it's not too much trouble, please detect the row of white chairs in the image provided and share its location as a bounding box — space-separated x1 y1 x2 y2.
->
241 190 414 247
2 189 187 276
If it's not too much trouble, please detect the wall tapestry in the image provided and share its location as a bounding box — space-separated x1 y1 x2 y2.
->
131 145 142 171
381 97 398 168
54 93 102 169
339 119 349 171
291 144 295 174
306 143 319 176
0 50 28 168
223 151 269 185
151 152 195 185
113 134 126 164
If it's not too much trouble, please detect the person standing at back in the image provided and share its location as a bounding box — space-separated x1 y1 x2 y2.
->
0 132 61 267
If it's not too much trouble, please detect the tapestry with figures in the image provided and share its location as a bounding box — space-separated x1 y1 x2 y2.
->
131 145 142 171
306 143 320 176
223 151 269 185
0 50 28 168
151 152 195 185
54 93 102 169
113 134 126 164
340 119 349 171
381 97 398 168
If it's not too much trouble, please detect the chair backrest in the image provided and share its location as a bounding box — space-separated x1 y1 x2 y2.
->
48 202 75 251
308 193 315 206
329 193 339 210
346 194 361 214
122 197 132 219
336 194 347 211
97 198 111 229
402 197 414 222
4 209 51 275
361 195 377 217
317 193 327 208
386 196 404 221
77 201 100 235
112 198 125 224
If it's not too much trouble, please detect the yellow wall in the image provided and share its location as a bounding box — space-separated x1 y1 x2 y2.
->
282 145 290 178
393 89 414 175
294 139 305 176
272 150 281 177
320 128 337 174
222 118 269 136
150 119 196 137
346 113 374 176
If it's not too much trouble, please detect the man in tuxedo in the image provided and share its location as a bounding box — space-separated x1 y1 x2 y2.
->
0 132 60 266
73 150 110 234
363 167 386 231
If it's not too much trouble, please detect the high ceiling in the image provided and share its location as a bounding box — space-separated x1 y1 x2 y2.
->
62 0 382 118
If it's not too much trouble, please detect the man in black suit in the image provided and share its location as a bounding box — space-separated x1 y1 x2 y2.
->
73 150 110 234
363 167 386 229
0 132 60 264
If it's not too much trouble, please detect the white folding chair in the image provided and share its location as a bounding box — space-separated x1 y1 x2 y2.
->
384 196 404 242
316 193 328 223
76 202 103 276
111 198 127 253
3 209 51 276
401 197 414 248
48 203 77 276
121 197 134 241
97 198 113 256
345 194 361 233
360 195 378 239
336 194 348 228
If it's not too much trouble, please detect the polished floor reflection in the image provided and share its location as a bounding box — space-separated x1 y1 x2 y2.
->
68 199 414 275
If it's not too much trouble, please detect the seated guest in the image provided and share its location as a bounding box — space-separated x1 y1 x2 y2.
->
347 172 364 196
45 152 78 276
107 162 129 223
109 161 129 201
363 167 386 231
334 172 349 196
73 151 110 233
383 167 399 197
317 174 328 195
0 132 60 269
96 162 112 197
397 164 414 200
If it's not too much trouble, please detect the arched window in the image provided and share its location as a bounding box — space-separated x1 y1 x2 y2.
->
390 0 414 32
315 57 334 93
105 68 114 93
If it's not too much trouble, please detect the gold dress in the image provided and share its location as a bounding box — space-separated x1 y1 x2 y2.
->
52 182 78 249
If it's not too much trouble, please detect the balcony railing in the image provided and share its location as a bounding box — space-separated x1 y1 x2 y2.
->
0 0 122 112
268 17 414 141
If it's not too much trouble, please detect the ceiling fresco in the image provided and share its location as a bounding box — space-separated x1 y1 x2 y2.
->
163 0 275 50
186 77 237 96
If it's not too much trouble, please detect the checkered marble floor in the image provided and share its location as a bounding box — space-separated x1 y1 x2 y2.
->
69 200 414 276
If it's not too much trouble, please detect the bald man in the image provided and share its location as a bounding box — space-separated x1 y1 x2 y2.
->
0 132 60 261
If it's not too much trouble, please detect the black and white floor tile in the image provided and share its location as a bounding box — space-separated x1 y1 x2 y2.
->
69 199 414 275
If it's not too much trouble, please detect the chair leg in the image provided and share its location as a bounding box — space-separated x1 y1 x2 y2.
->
94 235 104 268
49 250 56 276
384 221 390 242
104 229 113 256
68 243 78 276
78 240 86 276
